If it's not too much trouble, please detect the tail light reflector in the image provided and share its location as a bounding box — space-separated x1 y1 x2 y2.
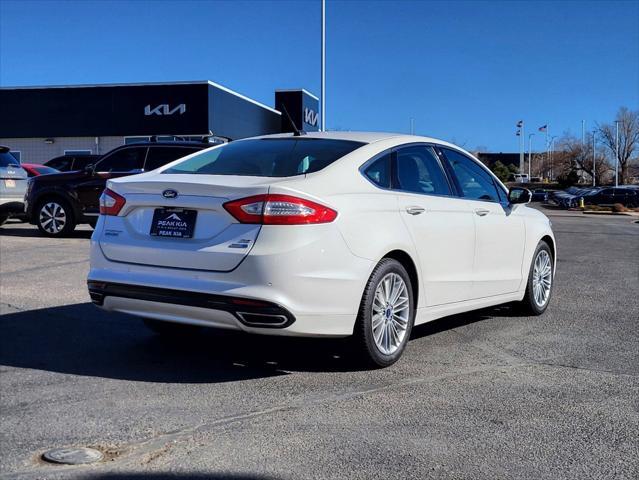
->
99 188 126 215
223 194 337 225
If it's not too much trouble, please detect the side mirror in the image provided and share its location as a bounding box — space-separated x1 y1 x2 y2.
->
508 187 532 205
84 164 95 174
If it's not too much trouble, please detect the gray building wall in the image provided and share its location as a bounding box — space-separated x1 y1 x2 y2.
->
0 136 127 164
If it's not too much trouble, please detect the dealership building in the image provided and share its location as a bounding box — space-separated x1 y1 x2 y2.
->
0 81 320 164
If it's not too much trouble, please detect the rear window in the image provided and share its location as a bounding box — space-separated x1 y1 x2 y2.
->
34 166 59 175
0 152 20 167
163 138 365 177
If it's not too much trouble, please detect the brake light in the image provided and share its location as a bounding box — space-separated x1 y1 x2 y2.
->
223 194 337 225
99 188 126 215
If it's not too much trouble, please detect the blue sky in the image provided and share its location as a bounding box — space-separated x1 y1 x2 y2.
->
1 0 637 151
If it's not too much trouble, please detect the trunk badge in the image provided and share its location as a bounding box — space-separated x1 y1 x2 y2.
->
163 189 178 199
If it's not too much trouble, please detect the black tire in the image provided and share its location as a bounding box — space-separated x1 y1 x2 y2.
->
519 241 554 315
35 197 76 237
143 318 201 337
352 258 415 368
0 214 8 226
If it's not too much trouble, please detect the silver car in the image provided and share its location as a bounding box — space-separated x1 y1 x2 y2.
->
0 146 28 226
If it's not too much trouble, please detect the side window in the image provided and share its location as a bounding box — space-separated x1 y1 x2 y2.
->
395 145 451 195
363 153 391 188
442 148 500 202
145 147 198 171
47 157 72 171
96 147 147 173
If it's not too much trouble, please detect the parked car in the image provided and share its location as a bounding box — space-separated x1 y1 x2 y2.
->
21 163 59 177
87 132 556 367
559 187 600 208
509 173 529 183
25 141 210 236
0 146 28 225
549 187 599 208
531 189 548 202
44 154 101 172
581 187 638 208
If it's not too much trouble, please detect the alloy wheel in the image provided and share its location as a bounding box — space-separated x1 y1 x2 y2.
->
371 273 410 355
532 250 552 308
39 202 67 234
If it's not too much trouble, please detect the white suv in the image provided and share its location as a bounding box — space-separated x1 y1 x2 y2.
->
88 132 555 367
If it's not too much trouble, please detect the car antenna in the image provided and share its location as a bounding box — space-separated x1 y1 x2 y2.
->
280 104 305 137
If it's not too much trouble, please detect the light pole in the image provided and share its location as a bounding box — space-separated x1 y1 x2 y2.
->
320 0 326 132
516 120 524 173
614 120 620 186
528 133 535 180
592 132 597 187
549 135 557 181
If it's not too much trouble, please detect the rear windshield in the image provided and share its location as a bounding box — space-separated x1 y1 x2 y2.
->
163 138 365 177
0 152 20 167
34 165 59 175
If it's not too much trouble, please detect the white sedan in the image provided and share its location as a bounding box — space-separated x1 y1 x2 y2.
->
88 132 555 367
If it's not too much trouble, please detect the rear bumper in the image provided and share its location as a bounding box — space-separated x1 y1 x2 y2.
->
88 280 295 328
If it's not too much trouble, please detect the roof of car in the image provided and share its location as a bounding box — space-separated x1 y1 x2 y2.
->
249 131 456 146
120 141 212 148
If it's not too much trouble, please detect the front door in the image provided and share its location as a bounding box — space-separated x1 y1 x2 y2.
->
440 148 526 299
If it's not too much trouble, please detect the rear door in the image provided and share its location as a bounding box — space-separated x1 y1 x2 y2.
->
76 147 147 213
441 147 526 299
392 144 476 305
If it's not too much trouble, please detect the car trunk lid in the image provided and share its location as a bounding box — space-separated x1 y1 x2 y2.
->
98 175 274 271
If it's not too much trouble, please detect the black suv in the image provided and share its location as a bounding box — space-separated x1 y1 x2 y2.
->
26 141 211 236
582 187 638 208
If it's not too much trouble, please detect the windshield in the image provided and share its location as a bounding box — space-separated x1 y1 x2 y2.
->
0 152 20 167
163 138 365 177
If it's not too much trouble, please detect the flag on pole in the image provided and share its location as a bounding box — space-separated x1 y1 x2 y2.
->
516 120 523 128
538 125 548 132
516 130 521 136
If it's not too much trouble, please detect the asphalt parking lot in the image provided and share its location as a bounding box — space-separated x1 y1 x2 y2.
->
1 210 638 480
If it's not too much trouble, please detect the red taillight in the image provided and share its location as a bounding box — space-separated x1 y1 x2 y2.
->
99 188 126 215
223 194 337 225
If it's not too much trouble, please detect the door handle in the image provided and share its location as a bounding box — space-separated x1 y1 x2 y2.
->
474 208 490 216
405 206 426 215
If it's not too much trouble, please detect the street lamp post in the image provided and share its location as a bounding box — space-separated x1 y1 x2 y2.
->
549 135 557 181
320 0 326 132
592 133 596 187
615 120 620 186
528 133 535 180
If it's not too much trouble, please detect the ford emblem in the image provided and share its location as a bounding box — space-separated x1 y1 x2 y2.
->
162 189 178 199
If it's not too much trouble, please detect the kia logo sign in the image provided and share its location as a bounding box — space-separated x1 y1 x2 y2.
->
162 189 178 199
304 107 319 127
144 104 187 116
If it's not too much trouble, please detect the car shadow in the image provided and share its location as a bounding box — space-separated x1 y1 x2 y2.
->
0 303 352 382
0 302 523 382
0 224 93 238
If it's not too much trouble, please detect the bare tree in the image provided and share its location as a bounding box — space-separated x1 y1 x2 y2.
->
597 107 639 184
554 134 612 184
